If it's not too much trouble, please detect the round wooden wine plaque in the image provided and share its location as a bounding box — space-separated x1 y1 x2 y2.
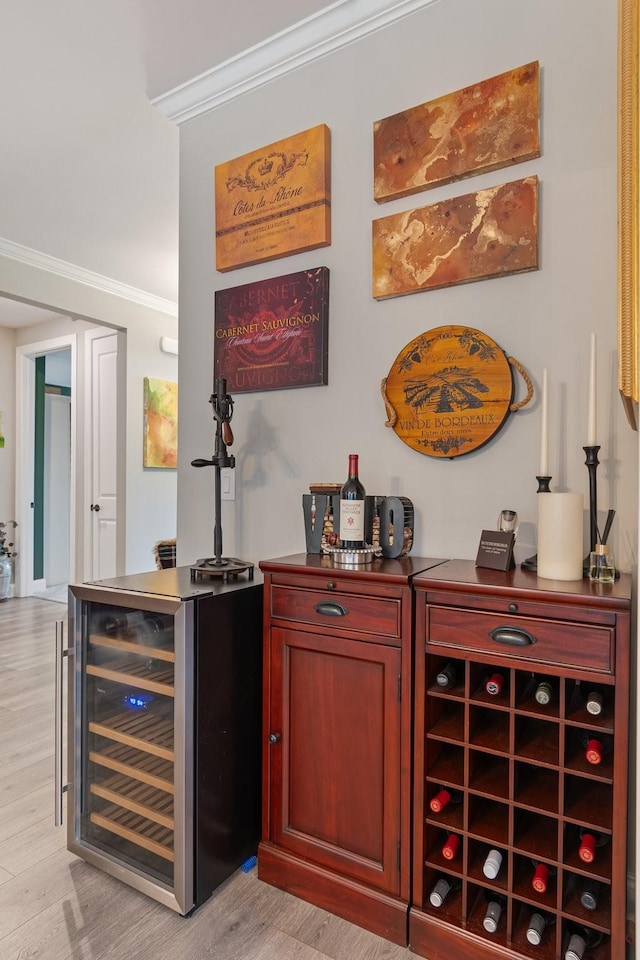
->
382 325 531 459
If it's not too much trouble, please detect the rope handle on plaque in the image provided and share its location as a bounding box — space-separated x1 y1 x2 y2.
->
381 325 534 459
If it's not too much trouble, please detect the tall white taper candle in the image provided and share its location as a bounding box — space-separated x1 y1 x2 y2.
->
587 333 597 446
540 368 549 475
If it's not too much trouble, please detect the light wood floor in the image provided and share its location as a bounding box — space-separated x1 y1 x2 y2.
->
0 596 416 960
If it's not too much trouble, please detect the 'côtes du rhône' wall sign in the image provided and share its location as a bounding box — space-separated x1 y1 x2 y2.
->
381 325 533 459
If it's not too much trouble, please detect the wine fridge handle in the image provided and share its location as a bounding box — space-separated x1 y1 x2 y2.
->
54 619 70 827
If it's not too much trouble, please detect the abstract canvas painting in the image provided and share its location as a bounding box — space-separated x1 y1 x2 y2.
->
373 62 540 202
372 176 538 299
143 377 178 468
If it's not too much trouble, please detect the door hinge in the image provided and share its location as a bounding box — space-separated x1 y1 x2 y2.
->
398 674 402 702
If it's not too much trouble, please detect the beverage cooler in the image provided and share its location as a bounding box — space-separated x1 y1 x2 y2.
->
58 566 262 914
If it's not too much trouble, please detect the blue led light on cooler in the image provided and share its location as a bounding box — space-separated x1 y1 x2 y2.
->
123 692 154 710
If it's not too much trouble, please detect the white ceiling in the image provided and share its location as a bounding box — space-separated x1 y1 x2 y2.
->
0 0 336 329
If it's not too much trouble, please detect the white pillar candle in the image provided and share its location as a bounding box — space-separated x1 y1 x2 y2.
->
537 492 584 581
587 333 597 446
540 368 549 475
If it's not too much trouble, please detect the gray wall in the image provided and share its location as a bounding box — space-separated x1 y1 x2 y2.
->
176 0 638 572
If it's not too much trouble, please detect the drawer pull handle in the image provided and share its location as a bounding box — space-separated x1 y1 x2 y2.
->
315 601 348 617
489 626 536 647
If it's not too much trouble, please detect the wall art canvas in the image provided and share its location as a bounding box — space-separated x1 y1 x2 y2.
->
372 175 538 300
214 124 331 272
373 62 540 203
143 377 178 468
214 267 329 394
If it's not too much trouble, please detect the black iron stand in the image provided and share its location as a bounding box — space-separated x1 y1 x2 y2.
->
520 476 552 572
190 378 253 582
583 445 600 575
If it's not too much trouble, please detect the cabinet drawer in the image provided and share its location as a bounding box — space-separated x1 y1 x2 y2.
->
427 606 613 673
271 585 402 641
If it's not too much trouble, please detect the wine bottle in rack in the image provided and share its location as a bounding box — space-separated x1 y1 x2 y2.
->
531 859 556 893
526 910 555 946
339 453 366 549
441 833 460 861
579 880 601 912
482 848 503 880
429 874 461 908
578 828 610 864
534 678 554 706
127 614 173 643
436 661 458 689
485 670 507 696
100 609 145 633
429 785 463 813
564 924 603 959
482 891 507 933
584 686 606 716
581 732 613 766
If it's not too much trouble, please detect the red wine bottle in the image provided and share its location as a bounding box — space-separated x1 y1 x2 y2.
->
581 732 613 766
339 453 366 549
578 828 610 864
531 859 556 894
564 924 603 959
441 833 460 861
429 785 463 813
485 670 506 696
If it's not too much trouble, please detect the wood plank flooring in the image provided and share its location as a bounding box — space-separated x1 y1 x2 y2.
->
0 597 416 960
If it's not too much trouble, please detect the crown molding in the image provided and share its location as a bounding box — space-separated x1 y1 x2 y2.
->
152 0 439 125
0 237 178 317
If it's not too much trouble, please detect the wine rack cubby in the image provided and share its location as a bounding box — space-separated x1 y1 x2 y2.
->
411 562 630 960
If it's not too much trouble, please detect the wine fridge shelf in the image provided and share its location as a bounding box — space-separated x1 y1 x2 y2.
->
86 657 175 697
89 711 175 761
416 649 621 960
90 632 175 663
90 802 174 862
90 773 175 829
90 743 174 793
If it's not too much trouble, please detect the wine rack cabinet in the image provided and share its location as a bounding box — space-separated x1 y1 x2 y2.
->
411 561 630 960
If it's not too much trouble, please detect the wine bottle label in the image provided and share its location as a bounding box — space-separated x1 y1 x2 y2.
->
339 500 365 541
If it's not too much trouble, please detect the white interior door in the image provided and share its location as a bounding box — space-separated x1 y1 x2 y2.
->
87 333 118 581
44 393 71 586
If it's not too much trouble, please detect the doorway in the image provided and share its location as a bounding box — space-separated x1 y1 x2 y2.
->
15 325 123 597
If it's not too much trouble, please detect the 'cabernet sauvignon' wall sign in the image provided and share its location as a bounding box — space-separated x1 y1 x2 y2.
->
214 267 329 394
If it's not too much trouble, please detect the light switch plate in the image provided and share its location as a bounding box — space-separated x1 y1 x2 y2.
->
220 467 236 501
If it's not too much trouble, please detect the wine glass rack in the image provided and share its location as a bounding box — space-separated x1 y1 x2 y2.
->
411 561 630 960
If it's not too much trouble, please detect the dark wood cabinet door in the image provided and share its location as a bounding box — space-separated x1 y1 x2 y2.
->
267 626 402 894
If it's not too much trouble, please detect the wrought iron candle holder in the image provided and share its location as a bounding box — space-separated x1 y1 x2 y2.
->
520 476 552 571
